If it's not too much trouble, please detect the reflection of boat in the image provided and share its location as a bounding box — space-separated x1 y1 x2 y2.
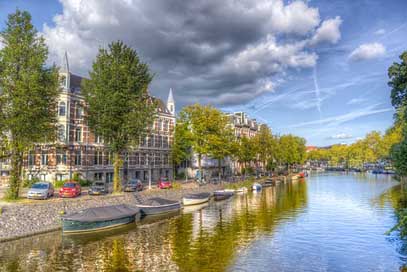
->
252 183 262 191
182 202 209 214
213 190 234 201
139 210 181 225
136 197 181 216
262 179 274 187
62 204 140 233
291 174 300 180
182 192 211 206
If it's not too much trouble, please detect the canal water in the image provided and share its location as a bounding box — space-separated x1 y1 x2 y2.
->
0 173 405 271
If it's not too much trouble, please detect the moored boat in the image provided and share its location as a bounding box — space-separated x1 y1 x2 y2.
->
62 204 140 234
213 190 234 201
136 197 181 216
182 192 211 206
235 187 248 193
252 183 262 191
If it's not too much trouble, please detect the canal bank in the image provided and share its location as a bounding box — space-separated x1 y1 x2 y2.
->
0 182 223 242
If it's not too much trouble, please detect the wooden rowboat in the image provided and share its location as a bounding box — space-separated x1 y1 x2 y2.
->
136 197 181 216
182 192 211 206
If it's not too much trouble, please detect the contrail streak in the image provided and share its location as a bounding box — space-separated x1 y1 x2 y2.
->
313 66 322 118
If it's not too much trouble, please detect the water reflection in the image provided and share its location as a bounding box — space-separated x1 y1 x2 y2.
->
0 181 307 272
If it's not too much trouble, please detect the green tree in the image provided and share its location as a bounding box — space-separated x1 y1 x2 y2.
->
253 124 273 172
172 121 192 177
389 51 407 113
0 10 59 199
279 134 306 171
82 41 155 193
207 115 236 180
236 136 256 174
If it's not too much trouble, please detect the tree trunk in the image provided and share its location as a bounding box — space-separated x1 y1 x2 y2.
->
218 158 222 184
113 152 123 193
7 149 23 200
198 153 202 182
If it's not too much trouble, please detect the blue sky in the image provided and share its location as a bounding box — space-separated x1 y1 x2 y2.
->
1 0 406 146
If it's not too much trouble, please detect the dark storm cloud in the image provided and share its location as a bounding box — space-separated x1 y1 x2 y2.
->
43 0 341 108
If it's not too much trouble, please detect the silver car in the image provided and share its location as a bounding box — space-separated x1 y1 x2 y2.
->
27 182 54 200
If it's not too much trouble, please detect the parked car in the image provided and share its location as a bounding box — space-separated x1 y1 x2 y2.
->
88 181 108 195
157 177 172 189
59 182 81 198
27 182 54 200
124 179 143 192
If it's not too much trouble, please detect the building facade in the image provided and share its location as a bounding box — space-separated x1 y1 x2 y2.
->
0 55 175 186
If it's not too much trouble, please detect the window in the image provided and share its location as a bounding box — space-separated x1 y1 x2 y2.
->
157 119 162 131
74 151 82 166
95 134 102 144
94 151 103 165
58 125 66 142
75 128 82 142
41 151 48 165
56 148 67 165
94 173 103 181
163 137 168 148
59 102 66 116
28 152 35 166
148 136 153 147
76 103 83 119
155 135 161 148
163 120 168 132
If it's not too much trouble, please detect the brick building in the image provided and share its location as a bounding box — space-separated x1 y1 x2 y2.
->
0 54 175 186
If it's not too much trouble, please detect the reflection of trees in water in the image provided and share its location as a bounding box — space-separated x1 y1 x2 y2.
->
379 181 407 270
170 181 308 272
0 182 306 272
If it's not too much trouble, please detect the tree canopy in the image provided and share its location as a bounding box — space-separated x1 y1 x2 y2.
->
82 41 155 192
0 10 59 199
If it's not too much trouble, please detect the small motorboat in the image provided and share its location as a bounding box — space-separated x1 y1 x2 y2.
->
62 204 140 233
235 187 248 193
213 190 234 201
182 192 211 206
252 183 262 191
262 179 274 187
136 197 181 216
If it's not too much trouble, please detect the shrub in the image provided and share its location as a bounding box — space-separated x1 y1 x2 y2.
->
54 180 65 188
79 179 92 187
23 177 41 188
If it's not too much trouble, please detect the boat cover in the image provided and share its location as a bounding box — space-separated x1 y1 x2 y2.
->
140 197 179 206
184 192 211 199
63 204 140 222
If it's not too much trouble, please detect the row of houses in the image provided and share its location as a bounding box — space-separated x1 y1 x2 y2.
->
0 55 262 186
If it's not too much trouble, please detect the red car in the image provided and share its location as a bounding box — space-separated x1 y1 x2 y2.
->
157 177 172 189
59 182 81 198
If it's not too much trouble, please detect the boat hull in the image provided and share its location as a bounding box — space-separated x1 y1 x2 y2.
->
213 190 234 201
63 215 136 234
137 202 181 216
182 197 210 206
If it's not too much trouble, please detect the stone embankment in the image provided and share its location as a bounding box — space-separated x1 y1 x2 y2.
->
0 183 223 242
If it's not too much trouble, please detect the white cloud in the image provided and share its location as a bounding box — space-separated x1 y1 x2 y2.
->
328 133 353 140
374 29 385 35
268 0 320 35
349 42 386 61
310 16 342 45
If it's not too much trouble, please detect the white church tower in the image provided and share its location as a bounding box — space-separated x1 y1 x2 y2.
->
167 88 175 115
